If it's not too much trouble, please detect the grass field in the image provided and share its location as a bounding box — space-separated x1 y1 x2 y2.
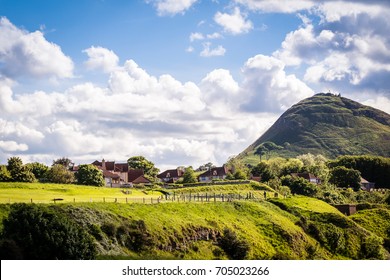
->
0 182 162 204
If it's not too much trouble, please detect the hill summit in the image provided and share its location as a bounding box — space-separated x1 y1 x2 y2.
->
240 93 390 163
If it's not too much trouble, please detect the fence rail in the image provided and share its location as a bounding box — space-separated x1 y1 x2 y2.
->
1 191 280 204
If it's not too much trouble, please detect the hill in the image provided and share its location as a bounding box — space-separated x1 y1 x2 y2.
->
240 93 390 164
0 193 388 259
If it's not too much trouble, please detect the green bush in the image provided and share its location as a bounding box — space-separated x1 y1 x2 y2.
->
218 228 250 260
1 203 97 259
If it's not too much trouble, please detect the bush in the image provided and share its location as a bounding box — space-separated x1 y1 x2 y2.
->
76 164 105 187
218 228 250 260
1 204 97 259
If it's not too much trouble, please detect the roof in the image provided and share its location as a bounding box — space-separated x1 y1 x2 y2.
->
132 175 151 184
128 169 145 182
91 160 128 172
199 166 229 178
157 168 184 179
360 177 370 184
102 170 120 179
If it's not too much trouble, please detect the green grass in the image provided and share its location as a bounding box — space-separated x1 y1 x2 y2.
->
0 182 161 204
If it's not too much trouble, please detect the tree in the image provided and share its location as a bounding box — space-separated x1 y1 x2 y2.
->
251 162 274 182
280 158 304 176
281 175 317 196
53 157 74 169
1 203 96 259
127 156 159 182
182 167 198 184
0 165 11 182
26 162 49 181
7 157 36 183
329 166 361 191
254 145 268 162
75 164 105 187
46 164 75 184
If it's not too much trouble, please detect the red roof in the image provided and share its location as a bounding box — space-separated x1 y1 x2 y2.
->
199 166 229 178
157 168 184 179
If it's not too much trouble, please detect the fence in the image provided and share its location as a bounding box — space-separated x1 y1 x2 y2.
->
2 191 280 205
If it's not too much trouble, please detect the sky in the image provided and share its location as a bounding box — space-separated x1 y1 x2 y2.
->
1 0 390 171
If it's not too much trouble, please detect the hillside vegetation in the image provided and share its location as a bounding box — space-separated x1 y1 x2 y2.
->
240 93 390 163
0 190 388 260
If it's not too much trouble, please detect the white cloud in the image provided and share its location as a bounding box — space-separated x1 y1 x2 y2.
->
235 0 314 13
83 46 119 73
207 32 222 39
200 42 226 57
147 0 199 16
0 17 73 80
189 32 204 42
0 140 28 152
214 7 253 35
241 54 314 112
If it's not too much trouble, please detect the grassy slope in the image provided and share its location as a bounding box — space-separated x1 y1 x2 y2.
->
0 183 388 260
240 93 390 163
0 182 160 203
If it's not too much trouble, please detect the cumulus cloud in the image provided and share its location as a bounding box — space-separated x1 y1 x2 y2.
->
214 7 253 35
200 42 226 57
83 46 119 73
147 0 199 16
189 32 204 42
0 17 73 80
241 54 314 112
0 140 28 152
235 0 314 13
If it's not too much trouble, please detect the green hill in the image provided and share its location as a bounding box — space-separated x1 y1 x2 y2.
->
240 93 390 164
1 195 388 259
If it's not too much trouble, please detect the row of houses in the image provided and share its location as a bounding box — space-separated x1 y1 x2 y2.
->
87 159 231 187
81 159 375 190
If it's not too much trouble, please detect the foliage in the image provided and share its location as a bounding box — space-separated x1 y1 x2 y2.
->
7 157 36 183
1 203 97 259
53 157 74 169
281 175 317 196
26 162 49 181
328 155 390 188
0 165 12 182
182 167 198 184
297 153 330 182
225 157 249 179
250 162 274 182
46 164 75 184
76 164 105 187
218 228 250 260
127 156 159 182
280 158 304 176
329 166 361 191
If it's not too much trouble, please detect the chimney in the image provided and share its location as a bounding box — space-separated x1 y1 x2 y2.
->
102 159 106 170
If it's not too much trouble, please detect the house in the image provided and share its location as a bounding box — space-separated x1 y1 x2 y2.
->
291 173 321 185
127 169 151 185
92 159 130 187
157 168 185 183
198 166 230 182
333 204 357 216
360 177 375 191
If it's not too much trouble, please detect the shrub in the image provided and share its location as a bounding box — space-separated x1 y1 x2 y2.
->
1 204 97 259
218 228 250 260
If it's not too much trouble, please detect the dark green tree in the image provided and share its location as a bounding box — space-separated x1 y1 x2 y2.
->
53 157 74 169
26 162 49 181
218 228 250 260
0 165 12 182
254 145 268 162
1 203 96 259
182 167 198 184
46 164 75 184
7 157 36 182
75 164 105 186
329 166 361 191
281 175 318 196
127 156 159 182
251 162 274 182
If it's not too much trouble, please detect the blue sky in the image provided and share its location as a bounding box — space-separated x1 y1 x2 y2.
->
1 0 390 170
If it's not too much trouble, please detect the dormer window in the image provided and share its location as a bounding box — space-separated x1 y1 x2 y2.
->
213 170 217 176
166 172 170 178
